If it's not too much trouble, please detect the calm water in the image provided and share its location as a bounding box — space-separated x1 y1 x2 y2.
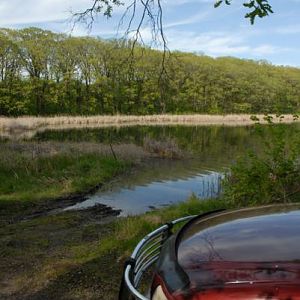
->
64 163 223 216
36 125 254 215
4 124 299 215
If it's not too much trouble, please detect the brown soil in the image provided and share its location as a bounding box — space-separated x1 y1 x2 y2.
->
0 207 124 300
0 143 186 299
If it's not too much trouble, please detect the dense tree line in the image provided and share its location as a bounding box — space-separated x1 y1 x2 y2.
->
0 27 300 116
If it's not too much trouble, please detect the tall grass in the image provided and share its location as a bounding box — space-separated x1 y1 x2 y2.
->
0 151 128 204
0 114 298 132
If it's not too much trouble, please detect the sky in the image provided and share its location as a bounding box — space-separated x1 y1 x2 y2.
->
0 0 300 67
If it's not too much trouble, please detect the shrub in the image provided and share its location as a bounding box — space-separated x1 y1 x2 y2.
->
223 118 300 206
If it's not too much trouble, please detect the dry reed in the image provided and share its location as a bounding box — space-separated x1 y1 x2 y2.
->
0 142 149 163
0 114 298 133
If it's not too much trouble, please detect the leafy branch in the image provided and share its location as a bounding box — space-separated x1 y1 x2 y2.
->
215 0 273 24
72 0 124 30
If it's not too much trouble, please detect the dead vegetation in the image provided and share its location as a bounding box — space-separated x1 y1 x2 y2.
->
0 114 299 134
143 137 184 159
0 141 148 161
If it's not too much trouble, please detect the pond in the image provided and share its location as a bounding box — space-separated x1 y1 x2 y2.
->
2 124 298 215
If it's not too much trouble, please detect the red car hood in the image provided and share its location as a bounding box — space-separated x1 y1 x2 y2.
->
153 204 300 300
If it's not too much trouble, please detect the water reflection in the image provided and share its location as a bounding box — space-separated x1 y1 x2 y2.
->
64 171 223 216
177 206 300 292
1 124 299 215
178 207 300 265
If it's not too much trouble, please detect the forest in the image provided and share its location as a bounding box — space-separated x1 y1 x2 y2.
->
1 27 300 116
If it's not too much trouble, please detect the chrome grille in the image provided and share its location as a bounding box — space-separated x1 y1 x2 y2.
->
121 215 195 300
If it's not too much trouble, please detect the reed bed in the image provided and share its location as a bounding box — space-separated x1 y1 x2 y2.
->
0 114 298 132
0 142 148 162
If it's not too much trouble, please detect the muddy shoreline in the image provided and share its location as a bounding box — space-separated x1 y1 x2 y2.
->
14 184 118 223
1 175 122 225
0 156 173 225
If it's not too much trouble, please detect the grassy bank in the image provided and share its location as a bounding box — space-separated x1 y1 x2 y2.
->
99 196 228 257
1 114 299 133
0 154 126 203
0 197 227 300
0 144 132 222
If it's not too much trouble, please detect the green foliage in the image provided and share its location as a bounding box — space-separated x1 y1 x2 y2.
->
76 0 123 18
215 0 273 24
0 152 127 203
223 119 300 206
1 27 300 116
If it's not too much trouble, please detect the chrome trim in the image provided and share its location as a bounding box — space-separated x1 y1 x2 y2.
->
135 238 163 266
123 215 195 300
134 254 160 286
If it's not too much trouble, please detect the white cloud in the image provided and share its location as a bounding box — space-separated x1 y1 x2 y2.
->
165 11 210 28
0 0 127 26
70 25 117 37
167 30 240 54
251 45 278 56
163 0 215 5
276 25 300 34
0 0 80 26
166 29 290 58
0 0 299 66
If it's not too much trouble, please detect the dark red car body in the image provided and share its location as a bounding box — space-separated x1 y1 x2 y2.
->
120 204 300 300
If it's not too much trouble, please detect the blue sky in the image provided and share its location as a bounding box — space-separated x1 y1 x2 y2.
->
1 0 300 67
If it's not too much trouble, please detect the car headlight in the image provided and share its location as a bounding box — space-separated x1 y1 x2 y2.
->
152 285 168 300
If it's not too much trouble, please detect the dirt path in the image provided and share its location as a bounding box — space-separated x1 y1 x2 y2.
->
0 205 124 300
0 159 133 299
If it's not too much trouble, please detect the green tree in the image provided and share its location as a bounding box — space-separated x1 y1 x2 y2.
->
0 27 300 117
